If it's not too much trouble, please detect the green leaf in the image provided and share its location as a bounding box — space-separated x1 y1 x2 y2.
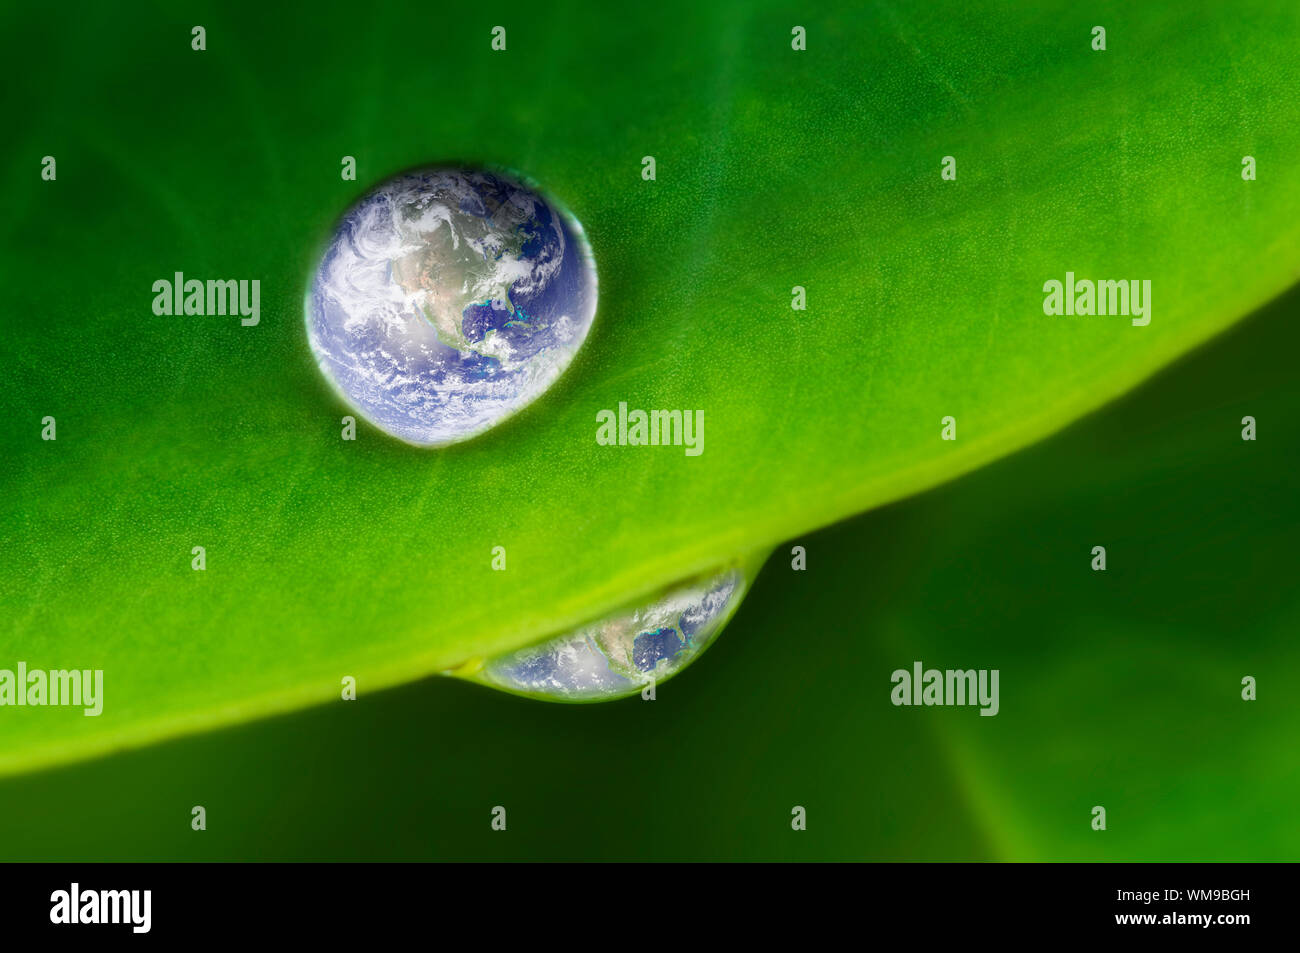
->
2 0 1298 774
1 285 1293 862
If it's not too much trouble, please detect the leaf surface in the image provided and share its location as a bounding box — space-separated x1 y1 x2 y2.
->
2 0 1298 773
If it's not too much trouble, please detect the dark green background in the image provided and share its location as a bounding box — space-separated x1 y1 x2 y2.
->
1 283 1295 861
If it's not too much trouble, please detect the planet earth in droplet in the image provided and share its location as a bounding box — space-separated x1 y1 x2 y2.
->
463 567 747 701
305 167 598 446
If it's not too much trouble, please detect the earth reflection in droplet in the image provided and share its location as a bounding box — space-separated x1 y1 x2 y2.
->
306 167 597 446
462 568 748 702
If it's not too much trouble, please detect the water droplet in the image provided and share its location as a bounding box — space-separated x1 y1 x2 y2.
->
305 166 598 446
456 565 752 701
